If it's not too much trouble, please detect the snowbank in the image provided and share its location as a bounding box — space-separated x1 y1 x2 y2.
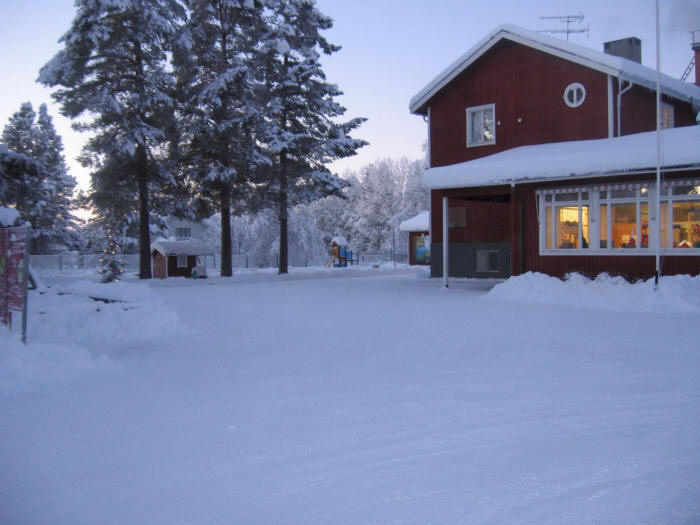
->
0 328 113 396
1 274 187 394
487 272 700 313
30 277 184 349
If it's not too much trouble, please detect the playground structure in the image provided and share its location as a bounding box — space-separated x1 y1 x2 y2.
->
325 235 357 268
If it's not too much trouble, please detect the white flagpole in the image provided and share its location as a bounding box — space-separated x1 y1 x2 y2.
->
654 0 662 291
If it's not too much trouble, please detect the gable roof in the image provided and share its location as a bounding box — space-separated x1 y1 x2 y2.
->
410 24 700 115
422 125 700 190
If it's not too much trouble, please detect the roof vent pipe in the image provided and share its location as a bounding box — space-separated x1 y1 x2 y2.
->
604 37 642 63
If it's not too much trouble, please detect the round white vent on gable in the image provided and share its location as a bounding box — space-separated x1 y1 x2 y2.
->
563 82 586 108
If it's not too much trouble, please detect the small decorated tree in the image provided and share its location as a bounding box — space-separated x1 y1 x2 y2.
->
99 224 125 284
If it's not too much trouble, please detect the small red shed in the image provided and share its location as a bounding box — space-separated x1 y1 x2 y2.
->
399 211 430 265
151 239 213 279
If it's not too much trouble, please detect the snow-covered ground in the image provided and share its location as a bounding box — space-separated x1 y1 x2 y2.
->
1 267 699 524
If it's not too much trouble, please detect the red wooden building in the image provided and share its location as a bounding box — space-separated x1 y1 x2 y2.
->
399 211 430 265
410 25 700 280
151 239 212 279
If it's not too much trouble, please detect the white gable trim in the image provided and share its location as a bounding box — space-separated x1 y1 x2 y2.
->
409 25 700 115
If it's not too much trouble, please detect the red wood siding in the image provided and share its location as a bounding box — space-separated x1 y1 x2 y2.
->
429 40 609 168
167 255 197 278
152 251 198 278
432 170 700 280
152 251 167 279
431 186 511 243
426 39 699 168
617 85 697 136
516 177 700 280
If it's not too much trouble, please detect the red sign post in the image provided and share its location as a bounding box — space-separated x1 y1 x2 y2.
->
0 226 29 341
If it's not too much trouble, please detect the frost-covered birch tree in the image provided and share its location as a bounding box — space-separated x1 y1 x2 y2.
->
38 0 186 278
260 0 366 274
1 102 78 253
176 0 269 276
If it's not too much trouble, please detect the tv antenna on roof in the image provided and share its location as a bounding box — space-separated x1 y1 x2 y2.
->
538 13 590 42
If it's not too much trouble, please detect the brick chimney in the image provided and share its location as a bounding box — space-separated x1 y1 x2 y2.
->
604 37 642 63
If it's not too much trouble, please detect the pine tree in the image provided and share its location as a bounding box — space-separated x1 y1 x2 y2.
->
260 0 367 274
39 0 186 278
176 0 269 277
98 219 126 283
0 145 42 210
0 102 78 253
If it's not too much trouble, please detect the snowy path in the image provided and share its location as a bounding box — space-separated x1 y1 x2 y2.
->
1 270 699 524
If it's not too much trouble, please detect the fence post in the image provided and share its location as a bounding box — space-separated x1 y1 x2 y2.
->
21 232 29 344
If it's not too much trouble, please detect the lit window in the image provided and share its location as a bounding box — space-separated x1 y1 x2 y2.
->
661 102 674 129
563 82 586 108
661 200 700 248
466 104 495 147
540 180 700 254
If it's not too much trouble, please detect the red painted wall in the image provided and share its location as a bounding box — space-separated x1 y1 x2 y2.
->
431 171 700 281
152 251 167 279
427 39 698 168
429 40 609 168
617 85 697 136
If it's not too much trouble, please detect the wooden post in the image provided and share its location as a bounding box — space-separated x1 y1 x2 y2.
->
442 195 449 288
21 229 29 344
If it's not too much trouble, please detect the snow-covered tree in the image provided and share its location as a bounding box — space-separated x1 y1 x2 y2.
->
98 221 126 283
39 0 186 278
0 145 42 209
260 0 367 274
308 158 427 255
176 0 269 276
1 102 78 253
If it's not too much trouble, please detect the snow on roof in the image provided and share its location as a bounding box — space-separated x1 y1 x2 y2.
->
423 125 700 190
410 24 700 114
331 235 348 246
399 211 430 232
0 206 20 227
151 239 213 256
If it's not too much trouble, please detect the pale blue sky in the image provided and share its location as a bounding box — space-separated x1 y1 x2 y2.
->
1 0 698 190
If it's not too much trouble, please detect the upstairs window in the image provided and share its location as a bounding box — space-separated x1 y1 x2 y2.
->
466 104 495 147
563 82 586 108
661 102 674 129
175 227 191 240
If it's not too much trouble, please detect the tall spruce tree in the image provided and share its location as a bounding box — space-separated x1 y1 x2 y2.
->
38 0 186 277
261 0 366 274
176 0 268 276
1 102 77 253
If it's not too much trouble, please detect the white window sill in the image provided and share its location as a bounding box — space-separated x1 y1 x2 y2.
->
540 248 700 256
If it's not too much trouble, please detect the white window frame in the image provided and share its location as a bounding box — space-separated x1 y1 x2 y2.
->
538 180 700 256
175 227 191 240
466 103 496 147
176 254 188 268
660 181 700 250
563 82 586 108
